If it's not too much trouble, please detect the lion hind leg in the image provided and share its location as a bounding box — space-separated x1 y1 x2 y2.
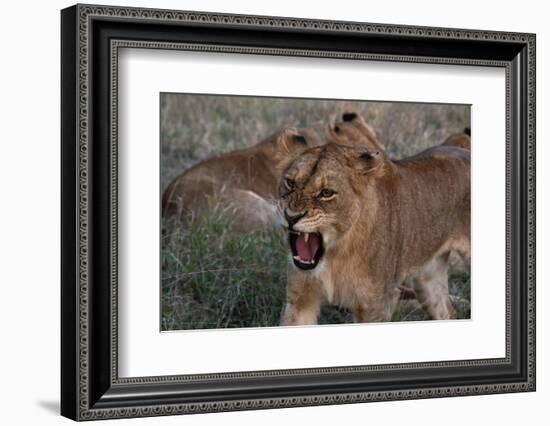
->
352 289 391 323
413 254 456 320
224 189 277 229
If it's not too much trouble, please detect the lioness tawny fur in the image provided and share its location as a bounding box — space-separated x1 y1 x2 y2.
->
278 139 470 324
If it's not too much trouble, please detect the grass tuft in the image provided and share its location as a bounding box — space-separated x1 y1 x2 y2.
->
161 206 289 330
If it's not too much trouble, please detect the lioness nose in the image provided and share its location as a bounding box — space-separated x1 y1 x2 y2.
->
284 208 307 227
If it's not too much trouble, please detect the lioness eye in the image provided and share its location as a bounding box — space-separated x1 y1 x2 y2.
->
319 189 336 199
284 178 295 190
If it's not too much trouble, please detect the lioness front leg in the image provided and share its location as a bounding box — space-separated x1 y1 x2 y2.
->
280 272 323 326
352 287 392 323
412 253 456 320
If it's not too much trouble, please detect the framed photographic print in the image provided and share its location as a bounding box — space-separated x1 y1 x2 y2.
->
61 3 536 421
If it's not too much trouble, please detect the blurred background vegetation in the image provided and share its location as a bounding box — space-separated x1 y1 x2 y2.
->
161 94 471 331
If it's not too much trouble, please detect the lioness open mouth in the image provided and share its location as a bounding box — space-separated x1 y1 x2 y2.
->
288 231 324 270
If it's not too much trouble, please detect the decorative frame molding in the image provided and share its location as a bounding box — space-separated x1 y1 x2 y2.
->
61 3 535 421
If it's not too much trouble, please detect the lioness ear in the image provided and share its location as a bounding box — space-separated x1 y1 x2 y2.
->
359 150 382 161
326 122 344 144
274 128 310 172
328 111 385 154
356 149 384 175
276 128 308 153
291 134 307 146
342 112 358 122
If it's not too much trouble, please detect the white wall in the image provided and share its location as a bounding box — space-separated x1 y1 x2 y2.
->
0 0 546 424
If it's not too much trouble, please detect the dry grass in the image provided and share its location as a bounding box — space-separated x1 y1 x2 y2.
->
161 93 471 330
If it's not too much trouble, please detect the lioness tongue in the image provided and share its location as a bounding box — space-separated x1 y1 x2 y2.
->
296 233 319 262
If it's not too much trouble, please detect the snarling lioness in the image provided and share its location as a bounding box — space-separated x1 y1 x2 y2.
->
277 139 470 325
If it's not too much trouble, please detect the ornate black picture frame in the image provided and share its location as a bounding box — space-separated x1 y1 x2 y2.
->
61 3 536 421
